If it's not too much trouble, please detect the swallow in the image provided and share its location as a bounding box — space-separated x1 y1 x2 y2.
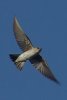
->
9 17 59 84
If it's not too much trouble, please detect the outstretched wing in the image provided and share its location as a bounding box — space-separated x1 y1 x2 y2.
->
13 17 33 52
30 55 59 84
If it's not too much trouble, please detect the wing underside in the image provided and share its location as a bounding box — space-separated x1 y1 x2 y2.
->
30 54 59 84
13 17 33 51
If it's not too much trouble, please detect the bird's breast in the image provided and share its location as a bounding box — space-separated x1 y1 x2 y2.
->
15 48 39 62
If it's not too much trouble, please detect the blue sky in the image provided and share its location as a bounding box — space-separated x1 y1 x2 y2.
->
0 0 67 100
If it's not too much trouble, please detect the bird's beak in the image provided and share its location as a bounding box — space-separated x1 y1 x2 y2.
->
39 48 42 52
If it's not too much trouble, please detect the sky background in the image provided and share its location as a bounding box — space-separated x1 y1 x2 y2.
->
0 0 67 100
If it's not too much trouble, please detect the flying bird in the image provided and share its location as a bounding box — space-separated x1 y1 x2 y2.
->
9 17 59 84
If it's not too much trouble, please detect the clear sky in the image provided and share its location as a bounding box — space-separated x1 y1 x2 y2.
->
0 0 67 100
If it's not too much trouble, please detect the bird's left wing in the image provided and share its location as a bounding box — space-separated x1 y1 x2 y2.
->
13 17 33 52
30 54 59 84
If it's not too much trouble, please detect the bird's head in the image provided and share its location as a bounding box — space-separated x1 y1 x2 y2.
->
33 47 42 54
37 47 42 53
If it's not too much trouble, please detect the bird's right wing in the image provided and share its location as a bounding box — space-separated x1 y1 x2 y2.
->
9 54 25 70
13 17 33 52
30 54 59 84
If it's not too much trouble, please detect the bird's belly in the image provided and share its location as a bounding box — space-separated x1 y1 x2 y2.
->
15 49 38 62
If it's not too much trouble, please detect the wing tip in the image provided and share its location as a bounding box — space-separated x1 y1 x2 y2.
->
13 16 22 33
53 78 60 85
14 16 17 23
13 16 18 26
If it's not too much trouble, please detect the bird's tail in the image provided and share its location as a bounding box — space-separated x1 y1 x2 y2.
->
9 54 26 70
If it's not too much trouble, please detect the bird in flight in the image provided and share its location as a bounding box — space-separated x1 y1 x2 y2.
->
9 17 59 84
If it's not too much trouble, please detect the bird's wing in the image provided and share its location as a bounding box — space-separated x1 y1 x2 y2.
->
9 54 25 70
15 61 25 71
13 17 33 52
30 54 59 84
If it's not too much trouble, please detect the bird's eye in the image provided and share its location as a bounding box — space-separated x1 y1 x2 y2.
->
37 47 40 49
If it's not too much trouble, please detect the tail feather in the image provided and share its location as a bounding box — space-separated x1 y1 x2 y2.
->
9 54 25 70
9 54 19 62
